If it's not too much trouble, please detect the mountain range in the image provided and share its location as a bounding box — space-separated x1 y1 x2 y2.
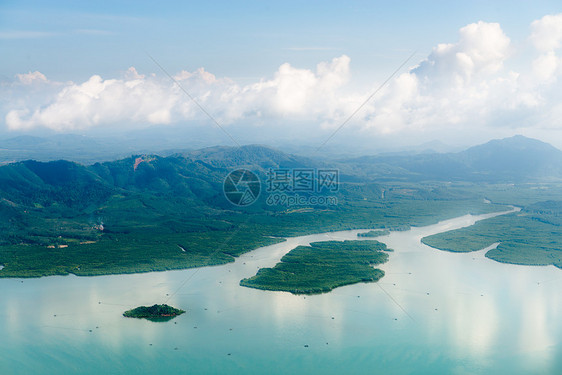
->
343 135 562 182
2 136 561 213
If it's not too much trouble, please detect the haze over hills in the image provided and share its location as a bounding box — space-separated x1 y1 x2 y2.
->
0 134 138 164
0 128 515 165
1 136 561 212
0 134 560 229
458 135 562 180
343 135 562 182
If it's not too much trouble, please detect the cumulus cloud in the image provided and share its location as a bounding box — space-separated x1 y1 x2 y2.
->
358 21 518 134
529 14 562 84
2 15 562 142
415 21 510 85
530 14 562 52
532 51 561 82
3 56 352 131
5 69 179 131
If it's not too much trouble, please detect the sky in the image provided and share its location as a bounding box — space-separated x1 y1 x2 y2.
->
1 0 562 152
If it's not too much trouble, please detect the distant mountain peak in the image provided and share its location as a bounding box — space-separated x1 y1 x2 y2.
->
464 135 561 153
455 135 562 181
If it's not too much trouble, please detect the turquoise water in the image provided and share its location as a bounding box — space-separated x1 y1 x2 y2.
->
1 211 561 374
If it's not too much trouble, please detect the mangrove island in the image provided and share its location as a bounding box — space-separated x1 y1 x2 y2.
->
123 304 185 322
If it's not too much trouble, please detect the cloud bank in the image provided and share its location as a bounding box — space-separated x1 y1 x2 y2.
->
2 14 562 144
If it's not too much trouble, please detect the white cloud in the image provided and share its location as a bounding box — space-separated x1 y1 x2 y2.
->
529 14 562 84
358 21 516 135
414 21 510 86
5 71 180 131
3 56 352 131
532 51 561 82
2 15 562 143
530 13 562 52
16 71 48 85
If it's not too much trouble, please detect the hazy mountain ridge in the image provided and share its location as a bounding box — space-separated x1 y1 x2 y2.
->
1 136 561 209
343 135 562 182
458 135 562 180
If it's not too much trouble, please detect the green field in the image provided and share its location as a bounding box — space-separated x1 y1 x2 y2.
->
240 240 389 294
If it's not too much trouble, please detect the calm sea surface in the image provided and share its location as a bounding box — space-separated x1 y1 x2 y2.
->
1 211 560 374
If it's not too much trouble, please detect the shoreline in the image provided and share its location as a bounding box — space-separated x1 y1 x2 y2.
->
0 206 520 280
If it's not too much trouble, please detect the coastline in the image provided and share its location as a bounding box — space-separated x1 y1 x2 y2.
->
0 206 518 279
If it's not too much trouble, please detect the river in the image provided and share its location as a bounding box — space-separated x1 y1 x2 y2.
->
0 209 560 374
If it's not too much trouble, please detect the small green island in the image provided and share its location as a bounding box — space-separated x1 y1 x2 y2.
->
240 240 390 295
357 230 390 238
123 304 185 322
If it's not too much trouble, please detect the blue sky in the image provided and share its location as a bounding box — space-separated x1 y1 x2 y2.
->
2 0 558 81
1 1 562 150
